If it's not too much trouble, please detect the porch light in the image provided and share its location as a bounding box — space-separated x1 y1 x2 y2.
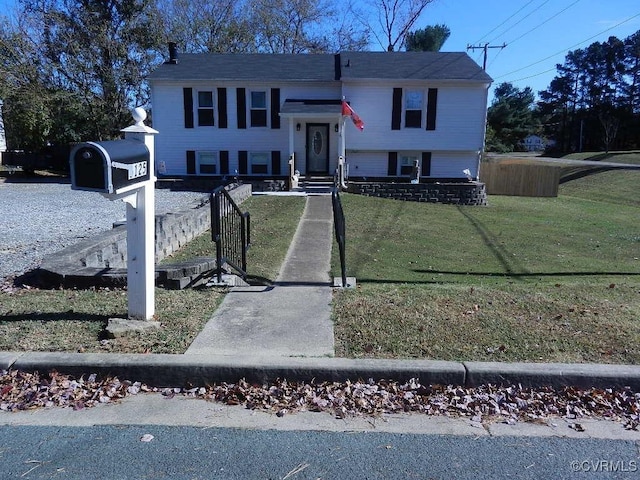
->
296 123 301 131
335 124 339 132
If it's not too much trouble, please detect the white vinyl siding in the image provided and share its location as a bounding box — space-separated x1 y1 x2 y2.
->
150 79 486 178
341 82 489 152
345 151 478 179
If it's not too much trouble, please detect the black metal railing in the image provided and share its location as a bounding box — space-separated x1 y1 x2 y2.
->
210 185 251 282
332 188 347 287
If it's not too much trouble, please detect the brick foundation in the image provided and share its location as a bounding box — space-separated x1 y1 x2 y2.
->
347 181 487 205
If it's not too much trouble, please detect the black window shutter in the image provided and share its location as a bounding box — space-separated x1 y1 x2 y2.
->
391 88 402 130
421 152 432 176
236 88 246 129
238 150 248 174
270 88 280 129
426 88 438 131
186 150 196 174
387 152 398 176
183 88 194 129
217 88 227 128
271 151 281 175
220 150 229 174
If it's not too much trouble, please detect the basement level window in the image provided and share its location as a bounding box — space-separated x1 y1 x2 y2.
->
197 151 218 174
400 154 419 175
250 152 269 174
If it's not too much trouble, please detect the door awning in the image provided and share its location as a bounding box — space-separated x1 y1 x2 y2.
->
279 99 343 118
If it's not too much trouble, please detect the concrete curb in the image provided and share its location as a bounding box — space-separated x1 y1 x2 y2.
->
4 351 640 390
464 361 640 390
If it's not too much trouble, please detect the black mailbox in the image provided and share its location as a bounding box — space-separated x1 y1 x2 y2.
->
70 140 150 194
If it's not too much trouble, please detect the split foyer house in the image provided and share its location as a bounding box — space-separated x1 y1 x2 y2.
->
148 49 492 183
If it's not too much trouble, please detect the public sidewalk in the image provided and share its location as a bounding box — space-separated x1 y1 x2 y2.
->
186 194 335 357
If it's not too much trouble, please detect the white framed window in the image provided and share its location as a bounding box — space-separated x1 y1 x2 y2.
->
197 90 214 126
250 152 269 174
400 153 420 175
250 90 267 127
197 151 218 175
404 90 423 128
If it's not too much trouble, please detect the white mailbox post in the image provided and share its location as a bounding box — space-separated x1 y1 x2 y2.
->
120 108 159 321
70 107 158 321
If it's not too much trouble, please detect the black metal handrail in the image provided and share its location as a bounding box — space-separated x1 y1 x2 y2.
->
332 188 347 287
210 185 251 282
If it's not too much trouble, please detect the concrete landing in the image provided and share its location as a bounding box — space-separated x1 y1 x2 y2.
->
186 195 335 357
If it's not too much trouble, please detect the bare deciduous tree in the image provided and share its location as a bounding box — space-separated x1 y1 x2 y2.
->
157 0 253 53
352 0 435 52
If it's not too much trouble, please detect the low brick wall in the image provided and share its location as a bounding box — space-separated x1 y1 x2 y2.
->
39 183 252 284
347 181 487 205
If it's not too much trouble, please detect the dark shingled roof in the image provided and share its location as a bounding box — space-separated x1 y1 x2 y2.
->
339 51 493 82
149 53 338 82
149 51 492 83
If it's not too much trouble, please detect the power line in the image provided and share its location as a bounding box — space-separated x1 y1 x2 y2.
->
506 0 582 45
504 67 558 85
494 11 640 80
486 46 506 70
487 0 551 44
467 43 507 70
472 0 537 45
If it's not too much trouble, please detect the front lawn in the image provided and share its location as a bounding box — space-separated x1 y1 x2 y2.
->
332 169 640 363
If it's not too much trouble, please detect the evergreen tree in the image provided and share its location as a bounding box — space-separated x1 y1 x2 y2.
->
404 24 450 52
486 82 537 152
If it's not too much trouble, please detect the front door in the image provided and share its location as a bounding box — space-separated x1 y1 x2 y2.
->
306 123 329 174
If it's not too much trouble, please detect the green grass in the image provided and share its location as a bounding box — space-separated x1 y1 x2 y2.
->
332 166 640 363
165 196 305 282
333 193 639 285
563 150 640 165
0 288 225 354
0 195 305 353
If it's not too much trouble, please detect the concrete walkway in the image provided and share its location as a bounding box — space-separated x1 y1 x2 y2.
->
186 194 335 357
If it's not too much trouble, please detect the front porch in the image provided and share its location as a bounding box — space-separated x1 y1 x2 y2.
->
279 99 347 178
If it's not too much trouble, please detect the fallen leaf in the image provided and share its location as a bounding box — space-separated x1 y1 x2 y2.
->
140 434 154 442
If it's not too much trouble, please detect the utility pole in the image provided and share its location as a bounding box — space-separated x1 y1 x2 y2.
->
466 43 507 70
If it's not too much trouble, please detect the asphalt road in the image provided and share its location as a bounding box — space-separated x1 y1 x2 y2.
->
1 424 638 479
1 395 639 480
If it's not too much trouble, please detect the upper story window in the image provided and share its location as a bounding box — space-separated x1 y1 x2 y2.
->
250 91 267 127
405 90 423 128
197 151 218 174
198 91 214 126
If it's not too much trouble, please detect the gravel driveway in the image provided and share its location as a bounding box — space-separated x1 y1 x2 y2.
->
0 177 206 284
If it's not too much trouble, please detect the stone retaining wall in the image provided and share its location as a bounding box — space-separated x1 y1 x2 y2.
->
39 184 252 284
347 181 487 205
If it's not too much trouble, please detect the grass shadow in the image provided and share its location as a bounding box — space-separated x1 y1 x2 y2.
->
455 205 530 279
0 312 119 323
413 269 640 278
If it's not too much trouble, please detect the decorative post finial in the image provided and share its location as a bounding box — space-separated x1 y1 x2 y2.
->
132 107 147 126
